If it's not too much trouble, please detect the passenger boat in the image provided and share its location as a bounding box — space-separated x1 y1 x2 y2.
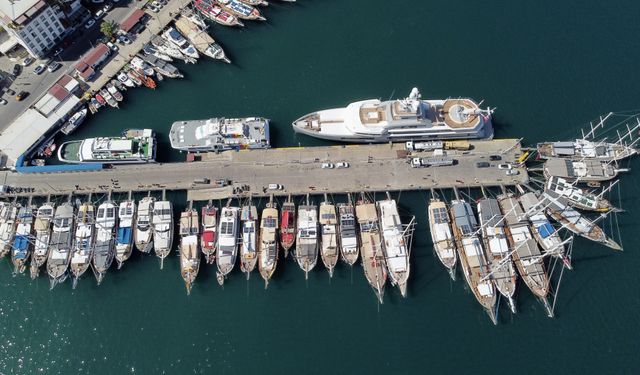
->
60 107 88 135
151 36 188 61
295 195 318 279
93 201 116 285
134 197 155 253
179 208 200 294
175 15 231 63
30 203 55 279
477 197 517 313
546 176 615 212
130 56 155 76
279 196 295 257
216 0 266 21
11 206 33 274
240 201 258 278
355 194 386 303
115 200 136 269
519 191 571 269
377 195 412 297
169 117 270 152
152 200 174 269
543 157 625 182
47 203 74 289
319 197 339 278
449 199 497 324
258 202 279 288
427 197 457 279
194 0 244 27
536 139 637 162
57 128 156 164
498 193 553 317
542 190 622 250
162 27 199 59
129 69 157 89
117 72 136 87
337 199 359 266
216 206 240 283
0 202 19 258
70 202 95 287
201 204 218 264
292 87 493 143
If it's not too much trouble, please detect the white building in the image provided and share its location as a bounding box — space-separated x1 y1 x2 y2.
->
0 0 66 58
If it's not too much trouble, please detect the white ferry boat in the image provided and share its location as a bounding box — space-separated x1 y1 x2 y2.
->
57 129 156 164
169 117 270 152
292 87 493 143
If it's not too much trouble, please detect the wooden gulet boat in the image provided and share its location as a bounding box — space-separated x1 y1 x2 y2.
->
279 195 295 256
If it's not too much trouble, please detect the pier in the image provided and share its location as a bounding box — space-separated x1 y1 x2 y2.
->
1 139 528 199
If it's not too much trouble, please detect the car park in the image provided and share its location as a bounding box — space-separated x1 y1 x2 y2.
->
84 18 96 29
321 163 334 169
15 91 29 101
47 61 62 72
33 63 46 74
22 57 34 66
497 163 512 170
476 162 490 168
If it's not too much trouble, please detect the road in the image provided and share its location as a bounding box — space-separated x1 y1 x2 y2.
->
0 0 146 131
0 140 530 200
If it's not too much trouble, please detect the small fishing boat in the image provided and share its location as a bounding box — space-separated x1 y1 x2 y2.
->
60 107 88 135
134 196 155 253
201 204 218 264
95 93 107 106
427 197 457 279
30 203 55 279
107 84 123 102
258 202 278 288
279 196 295 256
126 70 143 86
377 195 412 297
152 200 174 269
450 198 497 324
11 206 33 274
216 205 240 284
179 207 200 294
111 79 126 92
216 0 266 21
115 200 136 269
240 200 258 278
319 196 339 278
295 195 318 279
337 199 359 266
498 193 553 317
70 202 95 287
477 197 518 313
100 88 118 108
355 194 386 303
194 0 244 27
93 201 117 285
0 202 19 258
90 97 102 110
117 72 136 87
47 203 74 289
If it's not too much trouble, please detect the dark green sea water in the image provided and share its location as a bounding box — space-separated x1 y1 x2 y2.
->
2 0 640 373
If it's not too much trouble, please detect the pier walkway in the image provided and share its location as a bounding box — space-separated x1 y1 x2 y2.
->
0 140 528 200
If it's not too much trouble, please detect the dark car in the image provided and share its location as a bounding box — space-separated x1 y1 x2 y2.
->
12 64 21 76
476 162 490 168
489 155 502 161
15 91 29 101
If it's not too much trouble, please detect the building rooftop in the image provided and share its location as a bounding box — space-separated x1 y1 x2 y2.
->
120 9 146 33
0 0 44 24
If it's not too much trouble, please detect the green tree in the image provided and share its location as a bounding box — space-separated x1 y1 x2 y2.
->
100 20 118 40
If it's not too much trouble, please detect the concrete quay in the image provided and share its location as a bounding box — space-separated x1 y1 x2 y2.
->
1 139 528 200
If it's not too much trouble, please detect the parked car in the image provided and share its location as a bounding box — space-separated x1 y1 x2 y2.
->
84 18 96 29
267 184 283 190
52 47 63 56
152 1 163 8
95 9 105 18
33 63 46 75
117 35 132 44
47 61 62 72
193 178 210 184
476 162 490 168
15 91 29 101
497 163 512 170
0 98 7 105
22 57 35 66
102 3 113 12
106 42 118 51
148 5 159 13
506 169 519 176
489 155 502 161
91 0 105 3
12 64 21 76
335 162 350 168
321 163 334 169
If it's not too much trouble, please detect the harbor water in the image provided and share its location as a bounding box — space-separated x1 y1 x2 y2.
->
2 0 640 373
